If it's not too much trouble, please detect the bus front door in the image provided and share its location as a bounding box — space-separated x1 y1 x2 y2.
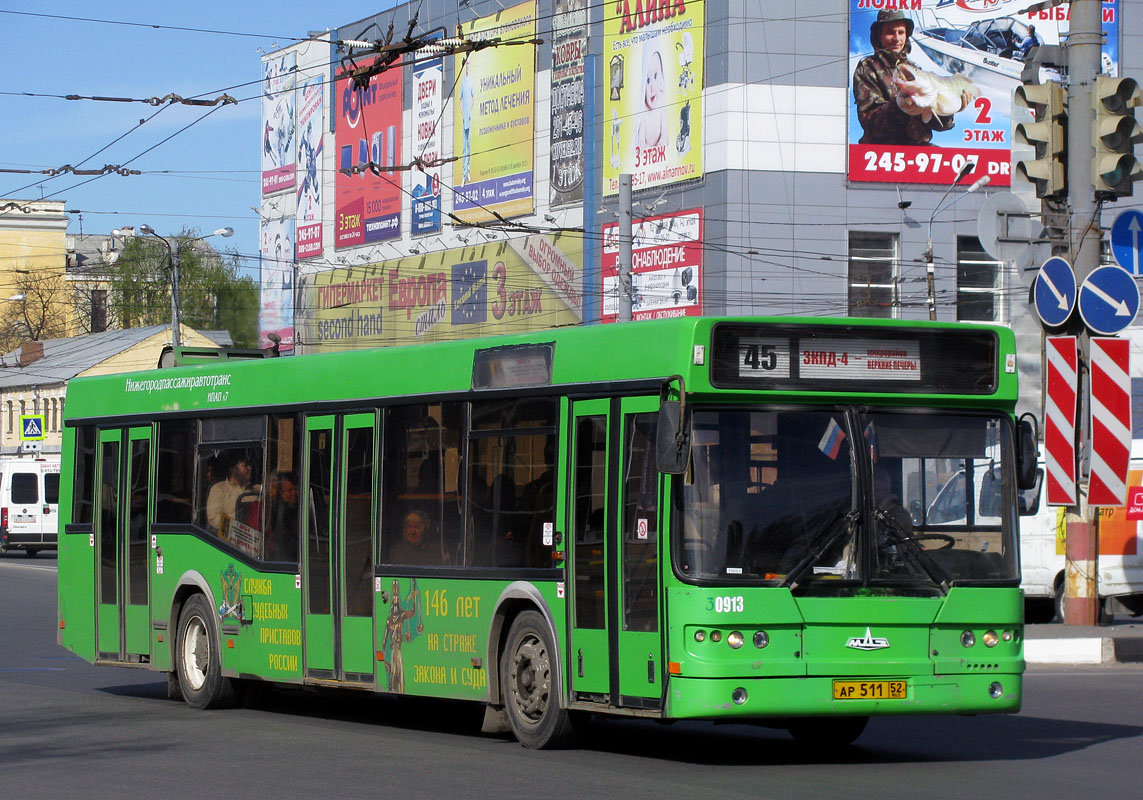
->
95 427 151 662
567 397 663 709
302 414 377 684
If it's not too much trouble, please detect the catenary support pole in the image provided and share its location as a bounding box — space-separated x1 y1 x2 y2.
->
1064 0 1103 626
619 173 633 322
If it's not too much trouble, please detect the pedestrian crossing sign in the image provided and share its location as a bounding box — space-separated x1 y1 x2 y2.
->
20 414 45 441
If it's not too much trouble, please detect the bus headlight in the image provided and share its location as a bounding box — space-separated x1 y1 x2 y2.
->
732 687 748 705
694 630 706 643
710 630 722 643
982 630 999 648
989 682 1004 699
961 631 976 648
727 631 744 649
753 631 769 649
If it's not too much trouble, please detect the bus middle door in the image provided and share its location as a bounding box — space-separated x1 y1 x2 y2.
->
567 396 663 709
302 414 377 684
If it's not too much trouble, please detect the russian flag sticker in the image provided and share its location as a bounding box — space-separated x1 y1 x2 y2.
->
818 417 847 460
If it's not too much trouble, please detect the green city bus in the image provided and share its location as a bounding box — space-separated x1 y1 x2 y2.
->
57 316 1036 748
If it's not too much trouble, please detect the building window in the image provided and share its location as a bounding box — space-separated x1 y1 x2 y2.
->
91 289 108 333
957 236 1005 323
6 401 11 435
848 232 897 318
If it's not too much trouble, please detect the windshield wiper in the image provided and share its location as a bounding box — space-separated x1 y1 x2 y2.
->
876 510 951 593
782 508 860 591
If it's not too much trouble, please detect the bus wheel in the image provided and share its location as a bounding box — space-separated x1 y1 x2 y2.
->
787 716 868 747
25 548 39 558
501 610 577 749
176 594 237 709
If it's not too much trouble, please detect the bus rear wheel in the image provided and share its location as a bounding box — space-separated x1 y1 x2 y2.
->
176 594 237 709
787 716 868 747
501 610 578 749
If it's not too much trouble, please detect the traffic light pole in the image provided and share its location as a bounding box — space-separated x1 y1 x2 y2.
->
1064 0 1103 626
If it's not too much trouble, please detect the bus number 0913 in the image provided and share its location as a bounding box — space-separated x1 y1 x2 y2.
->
707 596 744 613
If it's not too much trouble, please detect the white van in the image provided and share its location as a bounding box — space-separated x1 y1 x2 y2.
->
1019 442 1143 622
0 457 61 557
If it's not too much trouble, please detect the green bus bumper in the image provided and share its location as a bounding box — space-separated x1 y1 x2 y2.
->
665 673 1022 719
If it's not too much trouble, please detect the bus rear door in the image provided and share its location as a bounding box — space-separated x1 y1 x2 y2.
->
301 414 377 684
567 396 663 708
95 427 151 661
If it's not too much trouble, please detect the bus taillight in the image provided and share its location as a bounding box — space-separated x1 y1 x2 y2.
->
1 507 7 529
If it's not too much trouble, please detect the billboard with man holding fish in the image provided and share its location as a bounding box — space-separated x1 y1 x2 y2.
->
847 1 1119 187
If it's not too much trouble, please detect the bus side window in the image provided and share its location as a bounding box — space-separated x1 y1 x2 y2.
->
73 426 97 526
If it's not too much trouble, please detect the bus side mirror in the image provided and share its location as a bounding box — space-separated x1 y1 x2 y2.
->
656 400 691 474
1016 414 1038 491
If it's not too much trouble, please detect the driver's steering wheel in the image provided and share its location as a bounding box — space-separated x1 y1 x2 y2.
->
904 532 957 550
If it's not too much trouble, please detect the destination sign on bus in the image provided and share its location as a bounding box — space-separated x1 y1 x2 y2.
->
711 323 997 395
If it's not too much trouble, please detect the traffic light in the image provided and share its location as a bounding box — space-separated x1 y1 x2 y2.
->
1092 76 1143 199
1014 82 1066 198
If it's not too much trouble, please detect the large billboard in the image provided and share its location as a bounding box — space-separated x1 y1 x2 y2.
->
260 218 295 353
600 208 702 323
550 0 587 207
412 48 443 236
261 52 296 195
296 235 583 350
296 75 323 259
848 0 1119 186
335 58 403 248
602 0 704 196
451 1 537 224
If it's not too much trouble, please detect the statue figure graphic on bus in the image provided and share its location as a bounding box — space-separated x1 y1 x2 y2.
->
382 578 422 692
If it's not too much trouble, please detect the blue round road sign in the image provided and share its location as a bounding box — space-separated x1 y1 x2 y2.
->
1033 256 1077 329
1110 209 1143 276
1079 264 1140 336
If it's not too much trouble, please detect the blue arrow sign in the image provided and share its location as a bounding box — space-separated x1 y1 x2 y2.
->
1110 209 1143 276
1079 264 1140 335
1034 256 1077 329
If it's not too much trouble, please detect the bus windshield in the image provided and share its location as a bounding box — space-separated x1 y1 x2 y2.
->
676 408 1018 589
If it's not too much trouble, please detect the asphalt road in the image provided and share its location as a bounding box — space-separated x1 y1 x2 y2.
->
2 553 1142 799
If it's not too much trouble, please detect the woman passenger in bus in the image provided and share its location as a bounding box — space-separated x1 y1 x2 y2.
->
265 471 300 561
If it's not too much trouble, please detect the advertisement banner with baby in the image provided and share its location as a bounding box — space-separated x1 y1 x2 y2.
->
603 0 704 196
847 0 1119 186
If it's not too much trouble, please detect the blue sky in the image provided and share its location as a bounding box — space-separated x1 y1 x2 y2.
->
0 2 400 276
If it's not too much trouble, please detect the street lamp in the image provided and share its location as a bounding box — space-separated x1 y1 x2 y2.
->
925 164 991 320
117 225 234 349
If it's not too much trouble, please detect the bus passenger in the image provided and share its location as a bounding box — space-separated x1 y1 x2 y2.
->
390 509 443 565
206 454 251 533
266 472 299 561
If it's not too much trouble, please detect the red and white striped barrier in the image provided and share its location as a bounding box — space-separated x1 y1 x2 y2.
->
1045 336 1078 506
1089 337 1131 507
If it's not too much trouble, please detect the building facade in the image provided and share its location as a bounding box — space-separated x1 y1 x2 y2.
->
257 1 1143 417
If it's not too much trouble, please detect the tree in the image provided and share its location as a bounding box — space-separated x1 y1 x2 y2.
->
99 227 259 348
0 269 70 353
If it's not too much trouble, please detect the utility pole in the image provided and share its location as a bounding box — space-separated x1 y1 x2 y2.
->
618 173 633 322
1064 0 1103 626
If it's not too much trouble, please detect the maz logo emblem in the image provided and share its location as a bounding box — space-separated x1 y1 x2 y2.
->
846 627 890 651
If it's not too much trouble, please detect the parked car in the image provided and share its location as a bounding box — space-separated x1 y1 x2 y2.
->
0 457 61 557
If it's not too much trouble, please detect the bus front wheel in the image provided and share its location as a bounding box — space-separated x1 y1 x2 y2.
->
501 610 578 749
176 594 237 710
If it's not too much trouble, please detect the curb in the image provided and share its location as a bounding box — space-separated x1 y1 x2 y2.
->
1025 637 1143 665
